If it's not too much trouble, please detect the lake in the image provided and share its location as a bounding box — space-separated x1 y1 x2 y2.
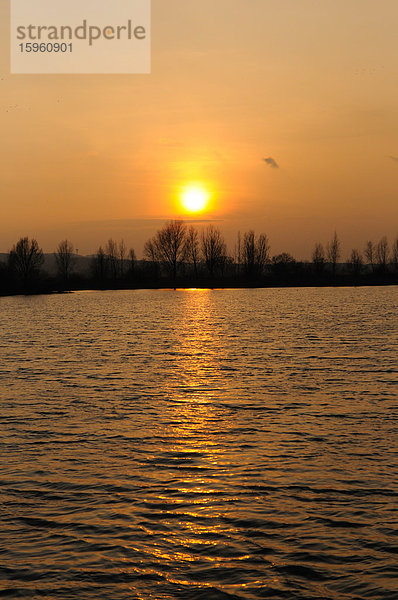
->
0 287 397 599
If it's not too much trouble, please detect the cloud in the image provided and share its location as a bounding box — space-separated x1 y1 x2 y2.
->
263 157 279 169
388 155 398 163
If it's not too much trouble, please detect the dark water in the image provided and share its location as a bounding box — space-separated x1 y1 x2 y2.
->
1 287 397 600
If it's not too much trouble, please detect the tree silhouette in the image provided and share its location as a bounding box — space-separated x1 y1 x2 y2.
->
242 230 270 278
106 239 118 280
55 239 75 283
146 220 187 281
201 225 226 279
327 231 341 276
92 246 108 283
184 226 200 279
9 237 44 289
129 248 136 278
257 234 271 270
3 223 397 296
348 249 363 277
235 231 242 275
143 239 159 280
272 252 296 277
364 241 375 272
118 240 126 279
312 243 325 274
376 236 389 271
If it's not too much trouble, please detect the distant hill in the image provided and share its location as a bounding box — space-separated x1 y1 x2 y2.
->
0 253 93 276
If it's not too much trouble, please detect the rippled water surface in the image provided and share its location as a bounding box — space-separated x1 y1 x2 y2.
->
1 287 398 599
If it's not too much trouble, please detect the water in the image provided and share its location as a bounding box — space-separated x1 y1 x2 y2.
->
0 287 397 600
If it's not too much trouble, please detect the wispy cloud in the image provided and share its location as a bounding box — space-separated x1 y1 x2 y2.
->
263 157 279 169
388 155 398 163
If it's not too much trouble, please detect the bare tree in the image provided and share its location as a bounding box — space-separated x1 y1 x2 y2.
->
364 240 375 272
143 238 159 279
92 246 108 282
148 220 187 281
326 231 341 276
235 231 242 275
9 237 44 286
271 253 296 278
256 234 271 273
129 248 136 278
243 231 256 276
55 239 75 282
201 225 226 279
376 236 389 270
312 243 325 274
348 249 363 277
106 239 118 280
118 240 126 279
242 230 270 277
144 238 157 262
184 226 200 278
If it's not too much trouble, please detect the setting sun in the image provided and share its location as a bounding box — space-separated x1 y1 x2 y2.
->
180 185 209 213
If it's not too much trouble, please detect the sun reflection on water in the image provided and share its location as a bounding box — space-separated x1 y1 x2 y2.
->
146 290 241 583
165 289 226 403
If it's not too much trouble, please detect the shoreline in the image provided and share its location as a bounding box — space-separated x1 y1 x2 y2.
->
1 280 397 299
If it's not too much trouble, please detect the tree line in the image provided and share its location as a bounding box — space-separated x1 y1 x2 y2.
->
1 221 398 295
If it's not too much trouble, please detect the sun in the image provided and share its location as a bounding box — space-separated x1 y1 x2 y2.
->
180 185 209 213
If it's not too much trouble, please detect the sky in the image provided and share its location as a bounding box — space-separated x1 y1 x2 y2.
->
1 0 398 259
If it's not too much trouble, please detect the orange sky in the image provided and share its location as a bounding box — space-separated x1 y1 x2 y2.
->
1 0 397 258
